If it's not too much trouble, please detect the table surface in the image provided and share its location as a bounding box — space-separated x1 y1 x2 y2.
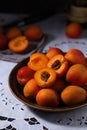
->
0 13 87 130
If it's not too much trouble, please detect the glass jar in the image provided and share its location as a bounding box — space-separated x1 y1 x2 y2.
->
67 0 87 28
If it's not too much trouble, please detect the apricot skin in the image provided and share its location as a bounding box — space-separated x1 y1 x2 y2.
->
61 85 87 106
23 78 40 99
65 48 86 65
36 88 59 107
17 66 34 86
53 78 66 93
46 47 63 59
66 64 87 90
65 23 82 38
24 25 43 41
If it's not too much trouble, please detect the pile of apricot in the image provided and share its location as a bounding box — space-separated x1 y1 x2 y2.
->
16 47 87 108
0 25 43 53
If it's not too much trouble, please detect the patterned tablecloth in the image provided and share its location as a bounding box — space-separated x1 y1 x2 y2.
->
0 13 87 130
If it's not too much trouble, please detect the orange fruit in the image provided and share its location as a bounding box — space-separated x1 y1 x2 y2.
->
6 27 22 40
23 78 41 99
17 66 34 86
65 23 83 38
24 25 43 41
8 36 29 53
28 52 48 71
36 88 59 107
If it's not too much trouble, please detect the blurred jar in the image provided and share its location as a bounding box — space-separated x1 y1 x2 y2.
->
67 0 87 28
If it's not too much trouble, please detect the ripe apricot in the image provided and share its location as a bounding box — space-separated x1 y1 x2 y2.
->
23 78 41 99
53 78 66 93
8 36 29 53
24 25 43 41
28 52 48 71
17 66 34 86
0 34 8 50
65 48 86 65
6 27 22 40
34 68 56 88
36 88 59 107
61 85 87 106
65 23 83 38
47 54 69 77
46 47 63 59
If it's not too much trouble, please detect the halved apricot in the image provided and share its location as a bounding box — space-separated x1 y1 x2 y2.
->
34 68 56 88
8 36 29 53
47 54 69 77
28 52 48 71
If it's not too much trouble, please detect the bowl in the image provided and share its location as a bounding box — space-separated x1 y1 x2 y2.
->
8 57 87 112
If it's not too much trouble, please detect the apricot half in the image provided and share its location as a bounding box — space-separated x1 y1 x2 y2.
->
28 52 48 71
8 36 29 53
36 88 59 107
47 54 69 77
34 68 56 88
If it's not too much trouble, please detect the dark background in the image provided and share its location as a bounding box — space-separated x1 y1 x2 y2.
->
0 1 67 15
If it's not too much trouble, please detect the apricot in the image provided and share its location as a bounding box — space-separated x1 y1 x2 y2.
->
23 78 41 99
65 48 86 65
6 27 22 40
24 25 43 41
47 54 69 77
46 47 63 59
53 78 66 93
84 58 87 68
61 85 87 106
34 68 56 88
28 52 48 71
66 64 87 90
0 34 8 50
36 88 59 107
8 36 29 53
65 23 83 38
17 66 34 86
